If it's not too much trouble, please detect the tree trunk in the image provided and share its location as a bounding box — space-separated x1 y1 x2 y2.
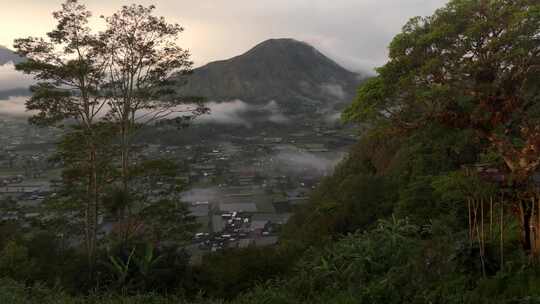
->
468 198 473 247
120 121 132 247
85 144 99 274
475 199 486 277
92 145 99 265
490 197 493 241
531 196 540 260
500 196 504 271
520 200 533 253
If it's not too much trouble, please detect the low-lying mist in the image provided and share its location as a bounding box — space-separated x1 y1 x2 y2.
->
196 99 289 127
0 63 33 92
0 96 32 118
274 149 345 174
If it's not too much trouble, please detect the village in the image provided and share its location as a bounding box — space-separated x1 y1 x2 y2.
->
0 115 356 255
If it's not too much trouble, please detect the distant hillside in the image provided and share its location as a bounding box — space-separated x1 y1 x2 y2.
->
178 39 364 113
0 46 23 65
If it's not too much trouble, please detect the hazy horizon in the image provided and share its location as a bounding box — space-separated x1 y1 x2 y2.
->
1 0 448 73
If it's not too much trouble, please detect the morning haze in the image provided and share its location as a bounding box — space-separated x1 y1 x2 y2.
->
1 0 448 72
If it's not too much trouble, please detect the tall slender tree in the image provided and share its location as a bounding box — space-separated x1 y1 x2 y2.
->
14 0 109 269
98 4 206 222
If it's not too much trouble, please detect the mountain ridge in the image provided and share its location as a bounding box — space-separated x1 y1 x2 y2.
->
178 38 364 113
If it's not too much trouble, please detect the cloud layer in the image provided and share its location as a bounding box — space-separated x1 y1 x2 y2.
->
0 96 31 117
274 148 346 175
0 94 289 126
0 63 33 92
196 100 289 127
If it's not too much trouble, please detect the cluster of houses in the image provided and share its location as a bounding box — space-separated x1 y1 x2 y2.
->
0 176 55 222
0 115 356 256
186 185 294 254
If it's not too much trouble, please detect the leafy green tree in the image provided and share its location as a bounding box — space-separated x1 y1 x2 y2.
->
344 0 540 253
14 0 110 268
14 1 205 273
345 0 540 180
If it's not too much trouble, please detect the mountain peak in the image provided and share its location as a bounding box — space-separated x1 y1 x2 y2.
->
251 38 311 49
178 38 364 113
240 38 332 63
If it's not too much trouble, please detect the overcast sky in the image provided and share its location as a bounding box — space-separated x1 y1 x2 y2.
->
0 0 448 73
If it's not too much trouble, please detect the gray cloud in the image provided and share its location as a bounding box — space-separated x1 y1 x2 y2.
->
196 100 250 125
261 100 289 124
321 83 346 100
274 149 346 175
196 99 289 127
0 63 33 91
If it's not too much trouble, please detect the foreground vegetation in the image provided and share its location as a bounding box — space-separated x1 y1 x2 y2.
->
1 0 540 303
